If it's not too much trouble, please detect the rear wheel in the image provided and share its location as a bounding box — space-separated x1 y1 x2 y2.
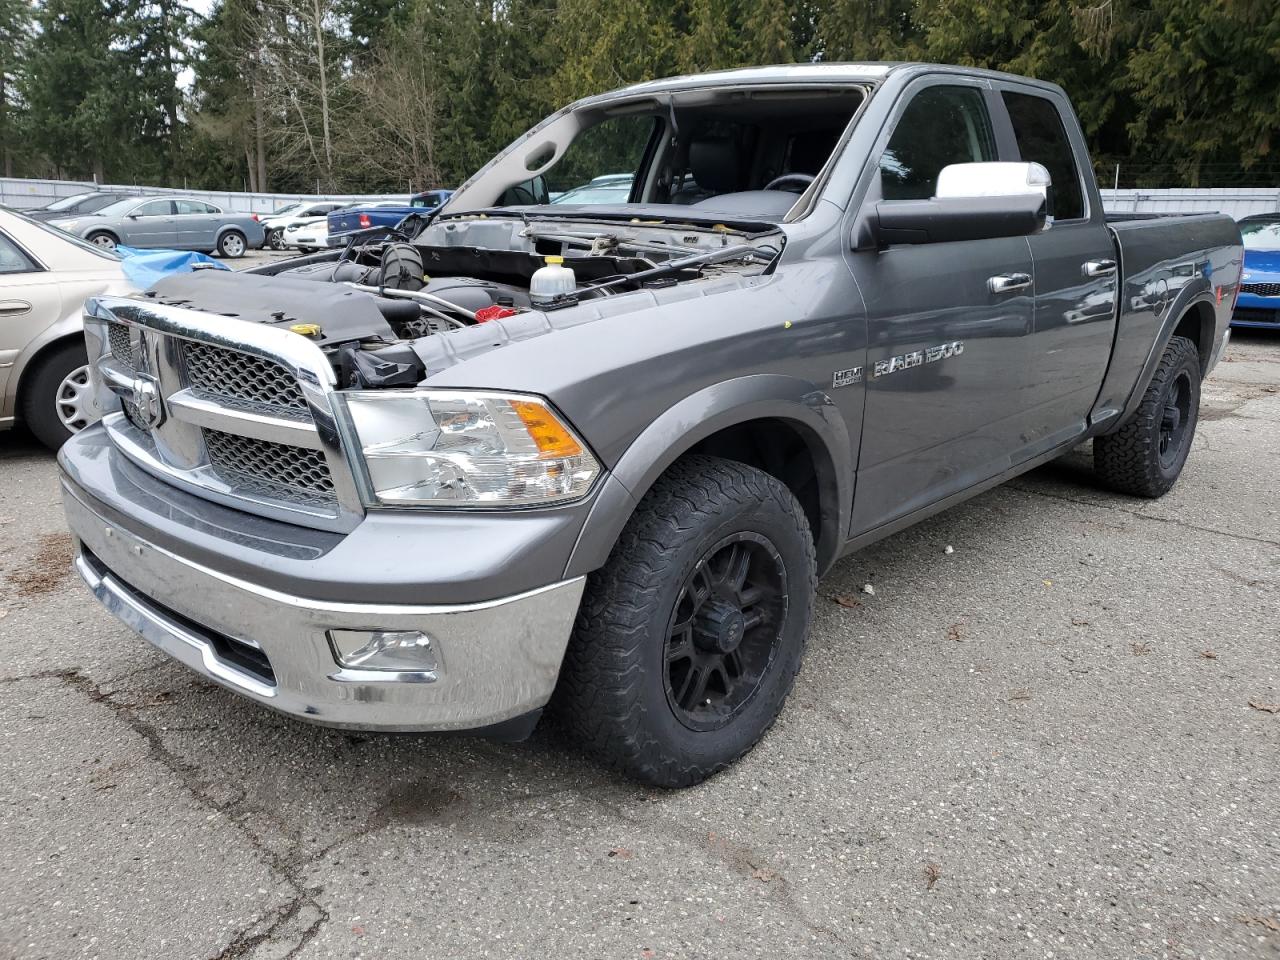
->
267 228 284 250
554 456 816 787
1094 335 1201 497
21 341 92 450
217 230 247 258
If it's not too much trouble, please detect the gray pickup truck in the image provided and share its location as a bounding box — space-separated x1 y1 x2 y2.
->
58 64 1242 787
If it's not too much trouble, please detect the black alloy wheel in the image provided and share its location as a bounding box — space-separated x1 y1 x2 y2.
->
664 532 788 732
1158 369 1193 469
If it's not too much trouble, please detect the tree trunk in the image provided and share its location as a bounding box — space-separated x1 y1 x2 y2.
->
158 0 182 173
313 0 333 189
254 72 267 191
245 141 257 192
0 71 9 178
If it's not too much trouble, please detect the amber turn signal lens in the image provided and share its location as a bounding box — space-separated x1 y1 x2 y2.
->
511 399 584 459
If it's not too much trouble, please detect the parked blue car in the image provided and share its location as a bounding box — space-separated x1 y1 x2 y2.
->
1233 215 1280 329
326 189 453 245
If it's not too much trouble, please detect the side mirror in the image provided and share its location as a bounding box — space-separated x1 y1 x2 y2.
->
127 214 140 220
853 162 1051 249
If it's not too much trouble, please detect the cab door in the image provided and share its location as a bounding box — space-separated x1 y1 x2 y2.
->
845 79 1038 535
993 84 1118 445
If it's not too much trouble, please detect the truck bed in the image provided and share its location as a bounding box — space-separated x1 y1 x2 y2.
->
1091 213 1242 428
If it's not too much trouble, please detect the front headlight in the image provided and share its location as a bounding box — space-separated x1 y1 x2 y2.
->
342 390 600 507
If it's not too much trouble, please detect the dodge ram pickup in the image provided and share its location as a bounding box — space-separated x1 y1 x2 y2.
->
58 64 1242 787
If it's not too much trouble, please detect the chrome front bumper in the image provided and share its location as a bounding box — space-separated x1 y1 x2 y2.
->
63 481 585 732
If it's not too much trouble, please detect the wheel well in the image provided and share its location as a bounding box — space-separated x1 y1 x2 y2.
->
1173 302 1215 377
684 417 837 568
84 228 117 241
15 335 84 416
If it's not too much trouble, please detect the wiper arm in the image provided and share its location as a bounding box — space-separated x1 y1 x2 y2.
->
545 243 770 306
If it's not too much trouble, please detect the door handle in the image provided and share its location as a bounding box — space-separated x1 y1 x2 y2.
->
1082 259 1117 278
987 273 1032 294
0 300 32 316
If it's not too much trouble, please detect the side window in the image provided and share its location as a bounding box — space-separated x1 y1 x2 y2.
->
0 233 39 274
1002 91 1085 221
134 200 173 217
880 86 997 201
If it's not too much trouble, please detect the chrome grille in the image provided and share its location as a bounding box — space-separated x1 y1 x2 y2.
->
87 294 362 531
1241 282 1280 298
107 322 135 371
184 342 309 412
204 428 335 502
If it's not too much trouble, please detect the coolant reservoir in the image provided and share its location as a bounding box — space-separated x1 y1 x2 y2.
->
529 255 576 307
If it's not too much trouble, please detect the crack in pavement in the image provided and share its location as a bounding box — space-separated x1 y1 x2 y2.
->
469 740 848 946
9 668 333 960
1005 484 1280 549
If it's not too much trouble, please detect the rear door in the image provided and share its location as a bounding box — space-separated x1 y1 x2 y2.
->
0 230 62 404
174 199 222 249
123 199 177 247
993 84 1118 445
846 78 1038 535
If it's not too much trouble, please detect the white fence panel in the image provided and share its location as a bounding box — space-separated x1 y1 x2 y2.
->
0 177 406 214
1100 188 1280 219
6 176 1280 220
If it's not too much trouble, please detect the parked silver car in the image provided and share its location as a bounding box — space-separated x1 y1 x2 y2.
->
48 196 265 258
0 208 136 449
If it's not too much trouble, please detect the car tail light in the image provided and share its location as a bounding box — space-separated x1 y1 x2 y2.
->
358 213 371 228
251 213 260 221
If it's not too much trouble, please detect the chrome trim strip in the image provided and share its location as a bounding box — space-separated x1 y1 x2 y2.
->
166 389 325 449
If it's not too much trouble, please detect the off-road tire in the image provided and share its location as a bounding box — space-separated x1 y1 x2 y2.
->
1094 334 1201 498
21 341 90 451
553 455 816 788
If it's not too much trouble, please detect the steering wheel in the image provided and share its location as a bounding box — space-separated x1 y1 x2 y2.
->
763 173 816 194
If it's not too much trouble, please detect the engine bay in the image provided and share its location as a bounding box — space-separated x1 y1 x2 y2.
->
140 214 780 389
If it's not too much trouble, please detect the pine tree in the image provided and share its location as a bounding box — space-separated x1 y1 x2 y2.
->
22 0 134 181
0 0 32 176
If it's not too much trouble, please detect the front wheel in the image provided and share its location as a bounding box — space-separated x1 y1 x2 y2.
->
21 341 92 450
267 228 284 250
86 231 117 252
1094 334 1201 497
554 455 816 787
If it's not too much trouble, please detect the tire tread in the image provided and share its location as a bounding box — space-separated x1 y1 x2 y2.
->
553 455 816 788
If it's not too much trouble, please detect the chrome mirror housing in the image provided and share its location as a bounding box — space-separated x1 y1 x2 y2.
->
935 161 1052 204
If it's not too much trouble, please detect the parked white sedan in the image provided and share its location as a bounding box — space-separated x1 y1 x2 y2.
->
280 217 330 252
0 209 135 449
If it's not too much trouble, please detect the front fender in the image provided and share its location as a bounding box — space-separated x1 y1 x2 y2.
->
564 374 853 578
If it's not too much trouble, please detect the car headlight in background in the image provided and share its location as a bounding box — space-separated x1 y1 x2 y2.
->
341 390 600 507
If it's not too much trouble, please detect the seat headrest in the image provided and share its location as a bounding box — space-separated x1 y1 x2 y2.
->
688 137 741 194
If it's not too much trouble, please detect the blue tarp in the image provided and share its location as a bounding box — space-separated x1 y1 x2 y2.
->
116 245 231 290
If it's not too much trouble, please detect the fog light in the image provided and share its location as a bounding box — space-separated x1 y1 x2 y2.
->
327 629 439 673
